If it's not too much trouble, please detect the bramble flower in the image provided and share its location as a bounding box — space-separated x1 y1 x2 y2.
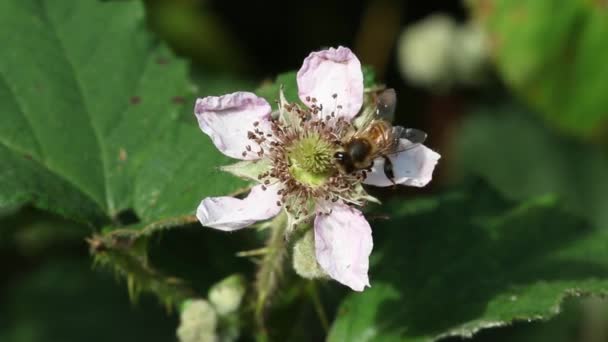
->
194 46 440 291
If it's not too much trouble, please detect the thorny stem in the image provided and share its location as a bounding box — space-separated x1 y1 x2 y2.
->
105 214 198 243
88 234 196 310
87 215 200 310
254 211 288 334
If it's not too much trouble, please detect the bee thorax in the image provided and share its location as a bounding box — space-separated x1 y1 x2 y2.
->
346 139 372 165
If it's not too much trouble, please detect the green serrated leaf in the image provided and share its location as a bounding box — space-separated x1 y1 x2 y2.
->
455 105 608 230
328 182 608 342
468 0 608 137
0 0 243 225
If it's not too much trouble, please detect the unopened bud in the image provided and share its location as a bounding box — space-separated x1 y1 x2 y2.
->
208 274 246 316
177 299 217 342
452 22 488 85
398 14 457 89
292 229 328 279
397 14 489 89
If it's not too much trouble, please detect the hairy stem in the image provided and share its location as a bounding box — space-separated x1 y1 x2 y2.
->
88 214 200 310
105 214 198 242
254 212 288 334
89 234 196 310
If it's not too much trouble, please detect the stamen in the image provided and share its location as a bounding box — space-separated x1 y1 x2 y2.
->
252 93 372 220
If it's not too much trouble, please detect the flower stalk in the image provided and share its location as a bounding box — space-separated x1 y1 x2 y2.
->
254 212 288 329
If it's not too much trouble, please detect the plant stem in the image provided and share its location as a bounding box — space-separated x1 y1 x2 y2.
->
254 212 288 335
308 281 329 332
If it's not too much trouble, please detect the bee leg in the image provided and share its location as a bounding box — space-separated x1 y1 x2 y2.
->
382 156 397 186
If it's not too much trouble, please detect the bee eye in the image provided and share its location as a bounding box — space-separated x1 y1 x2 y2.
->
334 152 345 161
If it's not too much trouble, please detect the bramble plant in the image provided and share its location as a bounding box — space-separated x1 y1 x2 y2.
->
194 47 440 293
3 1 608 342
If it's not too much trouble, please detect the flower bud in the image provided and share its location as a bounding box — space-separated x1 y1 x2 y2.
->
397 15 488 89
292 229 328 279
177 299 218 342
208 274 246 316
452 22 488 85
398 14 457 89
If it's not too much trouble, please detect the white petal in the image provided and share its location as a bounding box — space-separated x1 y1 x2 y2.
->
314 203 372 291
297 46 364 120
364 141 440 187
196 184 282 231
195 92 272 160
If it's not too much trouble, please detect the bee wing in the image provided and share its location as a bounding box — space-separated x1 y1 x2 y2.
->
383 127 428 155
375 88 397 122
393 127 427 144
353 88 396 130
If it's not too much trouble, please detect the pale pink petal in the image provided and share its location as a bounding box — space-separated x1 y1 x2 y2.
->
297 46 364 120
364 141 440 187
196 184 282 231
314 203 372 291
195 92 272 160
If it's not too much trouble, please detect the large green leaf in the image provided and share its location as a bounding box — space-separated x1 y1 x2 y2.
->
468 0 608 137
455 105 608 230
461 297 587 342
0 0 241 225
328 183 608 341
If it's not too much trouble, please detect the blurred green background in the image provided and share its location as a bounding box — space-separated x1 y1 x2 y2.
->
2 0 608 341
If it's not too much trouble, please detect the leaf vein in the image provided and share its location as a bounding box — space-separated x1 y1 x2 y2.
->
38 0 112 213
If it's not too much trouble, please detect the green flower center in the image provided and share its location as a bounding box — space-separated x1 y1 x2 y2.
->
287 134 335 187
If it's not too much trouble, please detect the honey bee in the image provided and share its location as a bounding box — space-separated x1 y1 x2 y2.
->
334 88 427 183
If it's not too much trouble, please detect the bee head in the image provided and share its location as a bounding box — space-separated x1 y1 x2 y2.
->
334 151 355 173
334 151 346 162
